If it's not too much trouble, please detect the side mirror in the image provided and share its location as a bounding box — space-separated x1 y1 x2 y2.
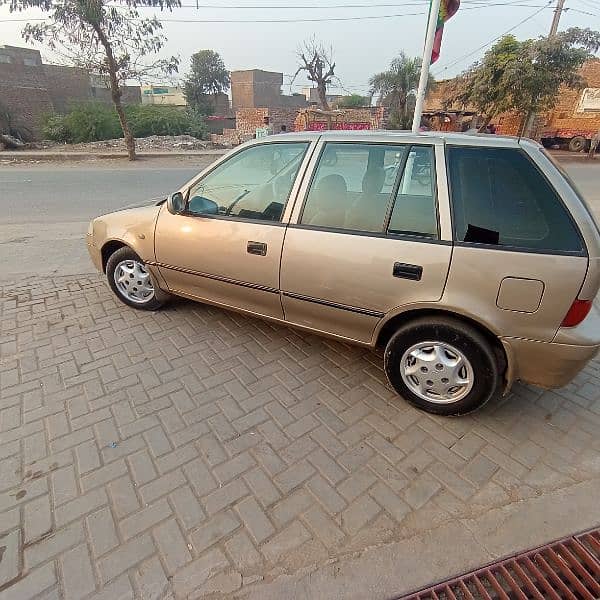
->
167 191 185 214
188 196 219 215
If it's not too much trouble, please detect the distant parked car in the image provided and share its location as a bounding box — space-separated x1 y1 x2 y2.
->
87 131 600 416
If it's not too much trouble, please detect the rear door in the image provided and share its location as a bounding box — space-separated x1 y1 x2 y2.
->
442 144 588 341
280 137 453 344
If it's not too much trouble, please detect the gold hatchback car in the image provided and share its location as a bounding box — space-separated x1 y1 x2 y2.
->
87 132 600 415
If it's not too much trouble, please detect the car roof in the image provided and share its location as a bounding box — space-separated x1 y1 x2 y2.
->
265 130 527 148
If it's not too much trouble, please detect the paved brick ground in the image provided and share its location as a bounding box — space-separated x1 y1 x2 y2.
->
1 274 599 599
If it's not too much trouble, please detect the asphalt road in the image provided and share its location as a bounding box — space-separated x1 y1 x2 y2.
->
0 158 599 279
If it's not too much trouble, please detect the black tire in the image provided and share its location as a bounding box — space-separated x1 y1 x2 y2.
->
106 246 167 311
383 316 501 416
568 136 587 153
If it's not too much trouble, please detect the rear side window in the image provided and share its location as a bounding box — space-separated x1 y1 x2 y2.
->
447 146 584 253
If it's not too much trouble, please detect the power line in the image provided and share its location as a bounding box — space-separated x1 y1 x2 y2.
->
0 2 553 24
432 1 553 75
568 6 600 18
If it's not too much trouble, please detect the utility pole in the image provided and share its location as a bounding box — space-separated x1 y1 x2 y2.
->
549 0 566 37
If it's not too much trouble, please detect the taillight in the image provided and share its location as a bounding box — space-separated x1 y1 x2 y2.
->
561 299 593 327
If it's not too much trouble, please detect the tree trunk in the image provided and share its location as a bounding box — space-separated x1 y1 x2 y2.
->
92 23 136 160
317 83 330 112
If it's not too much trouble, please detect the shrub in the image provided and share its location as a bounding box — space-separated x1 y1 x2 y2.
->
41 102 208 143
41 114 71 142
63 102 122 142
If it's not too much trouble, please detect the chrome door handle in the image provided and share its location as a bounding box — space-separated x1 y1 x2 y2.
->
247 241 267 256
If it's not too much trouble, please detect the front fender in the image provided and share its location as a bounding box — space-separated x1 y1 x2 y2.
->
92 204 162 266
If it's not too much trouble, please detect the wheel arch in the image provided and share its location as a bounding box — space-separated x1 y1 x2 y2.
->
101 239 128 273
375 308 508 383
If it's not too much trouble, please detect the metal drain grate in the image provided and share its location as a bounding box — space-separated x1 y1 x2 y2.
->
398 527 600 600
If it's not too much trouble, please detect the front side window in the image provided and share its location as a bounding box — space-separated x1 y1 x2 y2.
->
447 146 584 253
187 142 309 222
300 142 438 238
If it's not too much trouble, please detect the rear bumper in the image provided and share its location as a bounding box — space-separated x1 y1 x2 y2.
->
502 300 600 389
503 336 599 389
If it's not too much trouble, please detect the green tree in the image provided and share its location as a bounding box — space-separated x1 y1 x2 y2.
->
5 0 180 160
183 50 230 115
369 51 433 129
452 28 600 133
337 94 369 108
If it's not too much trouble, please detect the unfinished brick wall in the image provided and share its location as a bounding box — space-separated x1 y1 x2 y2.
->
294 107 388 131
539 59 600 136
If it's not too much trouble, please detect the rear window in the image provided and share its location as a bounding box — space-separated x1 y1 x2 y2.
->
447 146 584 253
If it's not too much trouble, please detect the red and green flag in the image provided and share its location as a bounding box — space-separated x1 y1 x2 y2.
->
432 0 460 63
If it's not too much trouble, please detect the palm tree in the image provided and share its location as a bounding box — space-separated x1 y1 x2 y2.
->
369 52 434 129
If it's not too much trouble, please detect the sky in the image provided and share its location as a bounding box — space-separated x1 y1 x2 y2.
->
0 0 599 95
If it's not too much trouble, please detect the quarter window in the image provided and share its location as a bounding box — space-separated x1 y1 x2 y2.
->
388 145 438 238
187 142 309 222
447 146 584 253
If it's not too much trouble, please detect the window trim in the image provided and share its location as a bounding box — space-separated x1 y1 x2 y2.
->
182 140 311 224
445 144 587 257
297 141 440 239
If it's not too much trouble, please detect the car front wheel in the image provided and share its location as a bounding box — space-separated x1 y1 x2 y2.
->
384 316 501 416
106 246 166 310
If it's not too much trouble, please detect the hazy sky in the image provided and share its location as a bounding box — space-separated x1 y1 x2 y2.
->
1 0 599 94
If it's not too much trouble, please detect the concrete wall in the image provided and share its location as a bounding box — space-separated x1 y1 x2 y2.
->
0 46 53 139
0 45 142 139
43 64 91 113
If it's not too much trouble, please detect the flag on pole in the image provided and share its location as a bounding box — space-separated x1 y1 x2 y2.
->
431 0 460 63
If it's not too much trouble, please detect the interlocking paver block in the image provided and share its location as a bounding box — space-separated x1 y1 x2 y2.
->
190 510 240 553
0 529 20 588
60 543 96 599
2 275 600 599
236 496 275 544
261 520 311 563
152 518 192 575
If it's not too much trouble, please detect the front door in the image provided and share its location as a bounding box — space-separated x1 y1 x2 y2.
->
154 140 312 320
281 140 452 343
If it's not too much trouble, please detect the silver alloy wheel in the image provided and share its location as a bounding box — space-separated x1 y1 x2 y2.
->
400 341 474 404
113 259 155 304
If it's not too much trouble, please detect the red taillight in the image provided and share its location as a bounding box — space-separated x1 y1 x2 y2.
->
561 299 593 327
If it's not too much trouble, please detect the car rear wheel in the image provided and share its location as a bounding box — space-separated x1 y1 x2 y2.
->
106 247 166 310
384 316 501 416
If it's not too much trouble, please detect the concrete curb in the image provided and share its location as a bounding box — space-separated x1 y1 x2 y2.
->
0 150 227 162
233 478 600 600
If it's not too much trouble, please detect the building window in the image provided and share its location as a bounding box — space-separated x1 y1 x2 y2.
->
0 54 12 64
23 57 39 66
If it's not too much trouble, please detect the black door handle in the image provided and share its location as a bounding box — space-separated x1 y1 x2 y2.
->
393 262 423 281
247 241 267 256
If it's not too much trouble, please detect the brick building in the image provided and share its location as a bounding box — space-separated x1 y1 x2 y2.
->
424 59 600 141
210 106 389 146
0 45 140 139
230 69 307 111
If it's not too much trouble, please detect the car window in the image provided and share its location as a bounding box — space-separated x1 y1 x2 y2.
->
187 142 309 222
447 146 584 253
300 143 410 232
387 146 438 238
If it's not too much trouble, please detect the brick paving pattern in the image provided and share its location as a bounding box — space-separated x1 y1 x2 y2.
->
1 274 599 599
